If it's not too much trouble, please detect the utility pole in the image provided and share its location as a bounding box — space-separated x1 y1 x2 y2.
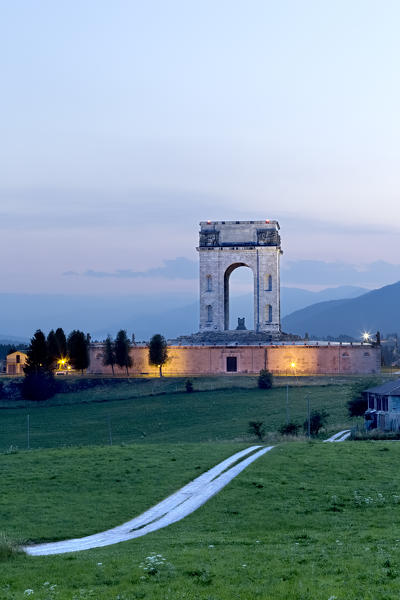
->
286 384 289 424
107 415 113 446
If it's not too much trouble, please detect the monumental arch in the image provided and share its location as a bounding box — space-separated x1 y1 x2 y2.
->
197 220 282 333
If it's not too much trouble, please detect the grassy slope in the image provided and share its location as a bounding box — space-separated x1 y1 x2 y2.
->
0 383 356 450
0 443 244 542
2 442 400 599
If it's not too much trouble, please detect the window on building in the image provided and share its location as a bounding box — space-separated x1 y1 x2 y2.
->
265 304 272 322
226 356 237 372
382 397 388 411
206 275 212 292
376 396 382 411
16 355 20 364
207 305 213 322
265 274 272 291
368 395 374 409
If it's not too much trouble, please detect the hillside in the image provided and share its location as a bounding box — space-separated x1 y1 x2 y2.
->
282 280 400 338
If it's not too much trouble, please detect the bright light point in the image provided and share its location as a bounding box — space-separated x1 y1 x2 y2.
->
207 220 211 224
362 332 370 342
290 362 296 368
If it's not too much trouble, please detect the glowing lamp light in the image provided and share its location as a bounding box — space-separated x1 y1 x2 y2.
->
362 331 371 342
265 219 270 223
207 220 211 224
290 362 296 369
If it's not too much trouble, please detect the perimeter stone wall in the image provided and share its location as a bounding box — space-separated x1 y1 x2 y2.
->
88 344 381 376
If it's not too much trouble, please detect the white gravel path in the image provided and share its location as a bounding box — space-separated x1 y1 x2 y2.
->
324 430 351 442
24 445 273 556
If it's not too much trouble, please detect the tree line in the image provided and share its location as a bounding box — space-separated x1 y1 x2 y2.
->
103 332 168 376
22 329 169 400
22 328 90 400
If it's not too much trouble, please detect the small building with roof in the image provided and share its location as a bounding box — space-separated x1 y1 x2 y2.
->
6 351 28 375
364 379 400 431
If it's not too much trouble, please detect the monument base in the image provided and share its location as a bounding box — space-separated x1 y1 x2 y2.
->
171 330 300 346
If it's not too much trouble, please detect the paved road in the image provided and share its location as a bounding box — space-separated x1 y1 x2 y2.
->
24 445 273 556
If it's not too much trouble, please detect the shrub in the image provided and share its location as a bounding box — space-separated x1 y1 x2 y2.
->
22 372 57 401
303 409 329 436
185 379 194 393
347 378 381 417
347 396 368 417
279 422 301 436
258 370 273 389
0 532 23 561
248 421 266 441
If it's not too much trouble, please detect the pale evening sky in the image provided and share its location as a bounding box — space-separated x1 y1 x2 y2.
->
1 0 400 297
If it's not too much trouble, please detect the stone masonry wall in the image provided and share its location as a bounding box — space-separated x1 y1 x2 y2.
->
88 344 380 376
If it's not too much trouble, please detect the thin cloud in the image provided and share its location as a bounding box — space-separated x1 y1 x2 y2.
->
65 257 198 280
281 260 400 286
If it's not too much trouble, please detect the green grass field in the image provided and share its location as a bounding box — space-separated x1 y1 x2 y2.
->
2 376 397 599
0 382 358 450
2 442 400 599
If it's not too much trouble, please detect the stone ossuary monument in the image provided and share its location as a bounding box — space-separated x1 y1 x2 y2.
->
197 220 282 337
88 217 380 376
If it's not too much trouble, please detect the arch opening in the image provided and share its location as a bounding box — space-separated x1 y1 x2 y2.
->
224 263 255 331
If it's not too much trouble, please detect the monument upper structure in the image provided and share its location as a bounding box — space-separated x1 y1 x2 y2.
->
197 220 282 335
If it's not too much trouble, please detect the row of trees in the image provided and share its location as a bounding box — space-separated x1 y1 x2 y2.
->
24 328 90 374
22 329 169 400
103 332 168 376
22 328 89 400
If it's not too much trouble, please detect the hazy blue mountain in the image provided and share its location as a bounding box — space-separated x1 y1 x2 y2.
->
0 285 370 341
0 294 195 341
280 285 366 316
282 281 400 338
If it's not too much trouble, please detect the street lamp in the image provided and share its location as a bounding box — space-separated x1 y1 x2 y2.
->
362 332 370 343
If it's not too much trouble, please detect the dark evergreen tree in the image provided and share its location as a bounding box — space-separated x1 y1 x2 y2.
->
114 330 132 375
55 327 67 358
67 330 89 374
103 335 116 375
22 330 56 400
24 330 51 374
148 334 168 377
47 330 59 368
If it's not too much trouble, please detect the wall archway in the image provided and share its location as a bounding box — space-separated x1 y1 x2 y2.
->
224 263 255 330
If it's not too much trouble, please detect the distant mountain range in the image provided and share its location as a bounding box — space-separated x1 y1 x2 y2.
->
0 285 368 342
282 280 400 338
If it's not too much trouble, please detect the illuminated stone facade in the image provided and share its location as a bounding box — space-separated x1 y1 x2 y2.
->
88 343 380 376
197 220 282 333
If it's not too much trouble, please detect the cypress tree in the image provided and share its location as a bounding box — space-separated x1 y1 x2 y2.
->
23 330 55 400
55 327 67 358
46 330 59 369
114 330 132 376
148 334 168 377
67 330 89 374
103 335 116 375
